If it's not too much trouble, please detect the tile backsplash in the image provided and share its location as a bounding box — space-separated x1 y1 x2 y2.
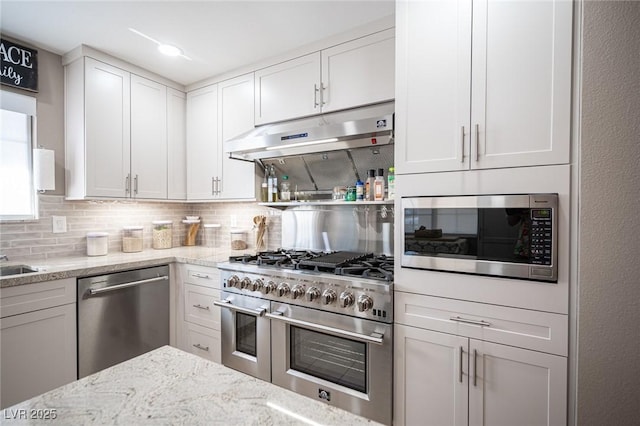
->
0 195 281 262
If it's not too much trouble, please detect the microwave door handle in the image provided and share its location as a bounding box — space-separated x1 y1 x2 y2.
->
265 312 384 345
213 299 267 317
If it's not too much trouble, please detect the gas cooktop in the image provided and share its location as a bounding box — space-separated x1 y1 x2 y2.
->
228 249 394 282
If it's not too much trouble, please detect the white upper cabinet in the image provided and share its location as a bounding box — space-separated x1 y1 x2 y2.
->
65 55 186 200
321 28 395 113
187 84 220 200
254 29 395 125
78 57 131 198
218 73 256 199
131 74 168 199
167 88 187 200
395 0 572 174
255 53 321 125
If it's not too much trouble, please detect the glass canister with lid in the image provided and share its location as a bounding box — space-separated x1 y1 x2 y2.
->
122 226 144 253
152 220 173 249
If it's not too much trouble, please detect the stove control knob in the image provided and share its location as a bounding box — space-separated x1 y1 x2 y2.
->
240 277 252 289
227 275 240 289
262 280 277 295
248 279 263 292
290 284 305 299
357 295 374 312
305 287 321 303
321 289 337 305
339 291 355 308
277 282 291 297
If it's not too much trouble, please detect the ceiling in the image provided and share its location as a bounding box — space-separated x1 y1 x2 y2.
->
0 0 395 86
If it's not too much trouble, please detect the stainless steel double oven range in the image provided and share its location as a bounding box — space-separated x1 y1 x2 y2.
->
215 251 393 425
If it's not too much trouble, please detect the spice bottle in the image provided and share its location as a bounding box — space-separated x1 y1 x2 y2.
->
280 175 291 201
374 168 385 201
268 165 278 202
356 180 364 201
261 172 268 202
387 167 395 200
365 169 375 201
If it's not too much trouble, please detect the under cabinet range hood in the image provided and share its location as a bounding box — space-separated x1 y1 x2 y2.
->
224 102 394 161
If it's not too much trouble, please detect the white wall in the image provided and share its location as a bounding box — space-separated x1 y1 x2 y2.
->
1 36 65 196
578 1 640 424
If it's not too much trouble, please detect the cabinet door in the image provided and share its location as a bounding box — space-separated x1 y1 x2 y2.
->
395 0 472 174
321 29 395 113
218 73 256 199
131 74 168 199
0 304 76 409
395 324 468 426
470 0 572 169
469 340 567 426
254 52 321 125
84 57 131 197
167 88 187 200
187 84 219 200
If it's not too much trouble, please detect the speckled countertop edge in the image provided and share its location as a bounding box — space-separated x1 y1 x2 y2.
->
1 346 382 425
0 246 245 288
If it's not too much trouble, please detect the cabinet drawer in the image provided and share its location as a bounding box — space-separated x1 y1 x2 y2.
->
185 322 221 363
395 292 568 356
184 284 220 330
183 265 219 288
0 278 76 318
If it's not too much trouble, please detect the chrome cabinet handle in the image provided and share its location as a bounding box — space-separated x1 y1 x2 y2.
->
193 343 209 352
266 312 384 345
213 299 267 316
88 275 169 296
449 316 491 327
460 126 465 163
320 82 326 106
459 346 464 383
125 174 130 194
473 349 478 387
475 124 480 162
192 273 212 279
134 174 139 194
314 84 320 108
193 304 210 311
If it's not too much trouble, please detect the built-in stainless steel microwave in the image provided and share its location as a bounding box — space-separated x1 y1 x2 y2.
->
401 194 558 282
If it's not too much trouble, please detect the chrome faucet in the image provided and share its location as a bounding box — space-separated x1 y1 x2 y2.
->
0 255 8 262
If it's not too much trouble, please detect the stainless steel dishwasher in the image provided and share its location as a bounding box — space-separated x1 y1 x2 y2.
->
77 265 170 378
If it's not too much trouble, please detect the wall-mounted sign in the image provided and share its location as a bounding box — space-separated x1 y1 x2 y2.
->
1 39 38 92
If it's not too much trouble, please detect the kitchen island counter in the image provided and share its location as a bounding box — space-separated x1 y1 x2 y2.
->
1 345 380 425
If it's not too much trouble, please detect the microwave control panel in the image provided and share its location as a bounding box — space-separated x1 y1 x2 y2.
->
530 209 553 265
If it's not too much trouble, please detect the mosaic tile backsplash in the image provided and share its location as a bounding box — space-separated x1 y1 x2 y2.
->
0 195 281 262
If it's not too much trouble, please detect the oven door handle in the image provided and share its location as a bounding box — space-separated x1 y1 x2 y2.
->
265 312 385 345
213 299 267 317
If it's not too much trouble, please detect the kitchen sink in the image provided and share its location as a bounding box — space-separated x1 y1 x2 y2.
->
0 264 38 276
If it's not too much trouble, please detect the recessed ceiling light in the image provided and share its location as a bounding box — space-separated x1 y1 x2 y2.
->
129 28 191 60
157 44 182 57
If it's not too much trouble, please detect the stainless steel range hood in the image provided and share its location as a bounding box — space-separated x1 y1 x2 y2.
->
224 102 394 161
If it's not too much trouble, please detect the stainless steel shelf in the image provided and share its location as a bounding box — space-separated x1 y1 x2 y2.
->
258 200 395 209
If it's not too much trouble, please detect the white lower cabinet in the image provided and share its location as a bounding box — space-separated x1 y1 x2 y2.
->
0 279 77 409
395 325 567 426
394 292 568 426
175 265 221 363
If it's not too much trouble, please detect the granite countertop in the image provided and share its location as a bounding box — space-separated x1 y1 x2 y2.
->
0 246 244 288
1 346 380 425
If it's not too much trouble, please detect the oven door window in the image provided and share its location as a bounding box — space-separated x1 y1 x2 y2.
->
235 312 257 357
404 207 551 265
290 326 366 393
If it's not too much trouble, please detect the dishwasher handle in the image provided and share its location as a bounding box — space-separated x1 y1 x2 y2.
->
88 275 169 296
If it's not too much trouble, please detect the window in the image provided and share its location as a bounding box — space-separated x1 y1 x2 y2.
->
0 91 37 221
